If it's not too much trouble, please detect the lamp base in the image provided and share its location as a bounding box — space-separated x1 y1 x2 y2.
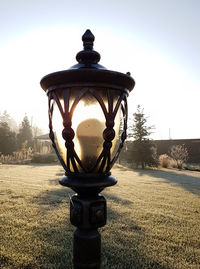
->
70 194 106 269
59 174 116 268
59 174 117 196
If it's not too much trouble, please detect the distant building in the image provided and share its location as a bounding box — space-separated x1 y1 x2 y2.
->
35 134 52 154
35 133 50 141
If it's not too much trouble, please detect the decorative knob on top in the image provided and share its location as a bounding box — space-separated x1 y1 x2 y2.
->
76 29 101 66
82 29 95 50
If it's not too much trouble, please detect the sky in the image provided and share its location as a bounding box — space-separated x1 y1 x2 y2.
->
0 0 199 139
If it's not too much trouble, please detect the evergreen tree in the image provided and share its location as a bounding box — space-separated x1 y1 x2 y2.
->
0 122 17 155
129 105 156 168
0 110 17 131
17 116 33 149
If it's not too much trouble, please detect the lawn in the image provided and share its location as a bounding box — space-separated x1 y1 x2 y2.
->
0 164 200 269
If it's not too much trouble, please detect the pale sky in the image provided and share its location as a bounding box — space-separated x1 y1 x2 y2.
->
0 0 199 139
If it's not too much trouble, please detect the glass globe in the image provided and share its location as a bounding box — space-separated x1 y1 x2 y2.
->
53 88 121 173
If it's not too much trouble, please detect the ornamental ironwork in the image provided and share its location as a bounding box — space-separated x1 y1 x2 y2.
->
48 86 128 176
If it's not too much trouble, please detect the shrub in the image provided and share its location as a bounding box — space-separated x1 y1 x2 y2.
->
169 144 188 169
0 148 33 164
31 153 57 163
159 154 171 168
169 159 178 168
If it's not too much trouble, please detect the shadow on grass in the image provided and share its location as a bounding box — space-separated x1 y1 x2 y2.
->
114 164 134 172
33 189 70 206
29 179 74 268
115 164 200 196
105 192 132 206
137 169 200 196
32 186 73 213
30 180 168 269
100 191 168 269
35 218 74 269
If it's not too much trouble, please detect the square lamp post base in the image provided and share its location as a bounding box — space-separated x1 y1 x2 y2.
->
70 194 106 269
59 175 117 269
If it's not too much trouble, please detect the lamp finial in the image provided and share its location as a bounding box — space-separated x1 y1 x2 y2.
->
82 29 95 50
76 29 100 65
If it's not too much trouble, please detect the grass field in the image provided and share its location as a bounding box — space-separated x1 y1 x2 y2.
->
0 164 200 269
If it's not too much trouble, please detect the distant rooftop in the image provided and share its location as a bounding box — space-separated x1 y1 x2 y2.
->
35 134 49 140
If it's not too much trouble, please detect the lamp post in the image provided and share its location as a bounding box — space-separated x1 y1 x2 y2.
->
40 29 135 269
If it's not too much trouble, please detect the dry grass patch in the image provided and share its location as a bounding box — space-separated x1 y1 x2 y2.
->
0 164 200 268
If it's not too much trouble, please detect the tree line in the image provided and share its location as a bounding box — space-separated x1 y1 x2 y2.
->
1 108 189 169
0 111 40 155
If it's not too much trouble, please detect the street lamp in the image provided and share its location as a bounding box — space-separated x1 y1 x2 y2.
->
40 29 135 269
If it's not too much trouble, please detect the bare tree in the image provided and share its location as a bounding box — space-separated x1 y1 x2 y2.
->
169 144 188 169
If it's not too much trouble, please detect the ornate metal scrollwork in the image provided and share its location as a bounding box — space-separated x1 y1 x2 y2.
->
48 86 128 176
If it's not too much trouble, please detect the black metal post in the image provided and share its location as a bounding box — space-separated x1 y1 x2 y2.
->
60 175 117 268
71 194 106 268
